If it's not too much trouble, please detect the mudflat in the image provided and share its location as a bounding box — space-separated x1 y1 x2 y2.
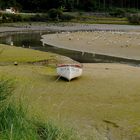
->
1 62 140 139
42 31 140 60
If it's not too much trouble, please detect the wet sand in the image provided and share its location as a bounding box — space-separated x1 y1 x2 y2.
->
41 31 140 60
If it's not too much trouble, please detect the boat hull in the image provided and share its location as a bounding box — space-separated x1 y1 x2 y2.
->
57 65 82 81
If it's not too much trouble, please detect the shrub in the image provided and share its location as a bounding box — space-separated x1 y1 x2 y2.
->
48 8 63 20
22 15 32 22
60 14 75 21
13 14 23 22
125 8 139 14
1 13 23 23
30 14 49 22
109 8 126 17
127 14 140 24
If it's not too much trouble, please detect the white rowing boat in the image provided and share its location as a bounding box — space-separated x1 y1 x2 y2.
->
57 64 83 81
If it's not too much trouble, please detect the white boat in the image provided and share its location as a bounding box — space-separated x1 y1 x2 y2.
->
57 64 83 81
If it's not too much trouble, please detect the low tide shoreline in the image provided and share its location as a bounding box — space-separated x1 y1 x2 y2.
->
41 30 140 65
1 23 140 65
0 23 140 34
1 24 140 139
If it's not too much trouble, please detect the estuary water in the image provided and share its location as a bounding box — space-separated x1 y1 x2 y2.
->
0 31 140 65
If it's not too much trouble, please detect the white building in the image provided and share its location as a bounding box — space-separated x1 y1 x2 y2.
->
5 7 16 14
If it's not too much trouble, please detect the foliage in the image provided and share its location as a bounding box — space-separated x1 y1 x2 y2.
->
0 13 23 23
109 8 126 17
47 8 74 21
37 121 75 140
0 104 37 140
125 8 139 13
30 14 49 22
0 78 14 109
60 14 75 21
127 14 140 24
0 0 140 12
48 8 63 20
0 78 76 140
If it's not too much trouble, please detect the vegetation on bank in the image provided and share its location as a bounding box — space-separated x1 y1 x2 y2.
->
127 13 140 24
0 9 75 23
0 9 140 25
0 0 140 25
0 44 58 64
0 76 76 140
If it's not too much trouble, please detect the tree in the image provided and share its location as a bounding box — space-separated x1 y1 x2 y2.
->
1 0 140 12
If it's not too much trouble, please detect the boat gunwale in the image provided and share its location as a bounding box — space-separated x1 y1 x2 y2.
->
57 64 83 68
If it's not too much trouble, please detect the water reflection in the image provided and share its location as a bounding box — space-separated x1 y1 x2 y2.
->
0 31 140 65
5 36 13 46
0 31 96 63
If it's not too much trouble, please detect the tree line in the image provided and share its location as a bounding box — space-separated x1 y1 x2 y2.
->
0 0 140 12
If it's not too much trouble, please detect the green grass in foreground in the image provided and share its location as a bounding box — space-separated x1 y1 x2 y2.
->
0 78 76 140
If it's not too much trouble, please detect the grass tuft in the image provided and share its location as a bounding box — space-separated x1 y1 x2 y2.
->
36 121 75 140
0 104 37 140
0 77 15 110
0 77 76 140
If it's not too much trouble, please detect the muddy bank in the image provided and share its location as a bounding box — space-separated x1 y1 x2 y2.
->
41 31 140 65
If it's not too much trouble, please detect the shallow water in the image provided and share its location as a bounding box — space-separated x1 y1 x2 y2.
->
0 31 140 65
0 31 91 62
0 31 105 63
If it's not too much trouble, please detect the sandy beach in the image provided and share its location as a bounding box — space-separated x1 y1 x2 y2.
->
42 31 140 60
